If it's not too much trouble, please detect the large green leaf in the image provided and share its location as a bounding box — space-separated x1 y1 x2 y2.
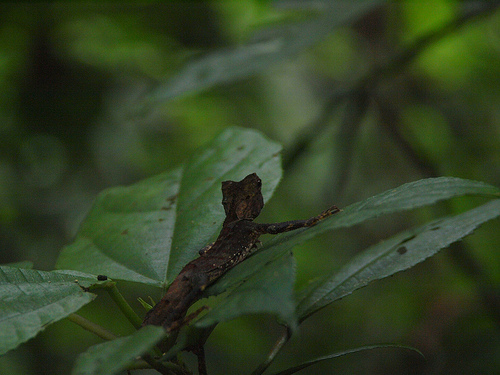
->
71 325 165 375
56 127 282 287
296 198 500 320
150 0 383 101
0 266 103 355
261 177 500 258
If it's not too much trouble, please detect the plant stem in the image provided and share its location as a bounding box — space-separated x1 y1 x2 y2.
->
68 314 186 374
129 359 191 375
67 313 118 341
105 282 143 329
193 345 207 375
141 353 192 375
251 327 291 375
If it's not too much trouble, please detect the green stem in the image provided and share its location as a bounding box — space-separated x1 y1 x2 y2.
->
67 313 118 341
128 357 189 373
141 354 174 375
68 314 184 373
251 327 291 375
105 282 143 329
104 283 169 358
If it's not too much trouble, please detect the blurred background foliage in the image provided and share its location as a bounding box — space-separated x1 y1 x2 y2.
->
0 1 499 374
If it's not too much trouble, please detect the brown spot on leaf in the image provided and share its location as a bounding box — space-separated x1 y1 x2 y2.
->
167 194 178 201
397 246 408 255
400 235 416 244
122 229 129 235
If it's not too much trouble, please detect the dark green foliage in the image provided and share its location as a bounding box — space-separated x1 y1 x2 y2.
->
2 128 499 374
1 1 499 374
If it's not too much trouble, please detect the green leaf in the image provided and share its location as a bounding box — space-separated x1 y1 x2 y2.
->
296 198 500 320
71 325 165 375
268 344 423 375
56 127 282 287
262 177 500 259
196 247 297 329
0 266 102 355
150 0 383 100
1 261 33 269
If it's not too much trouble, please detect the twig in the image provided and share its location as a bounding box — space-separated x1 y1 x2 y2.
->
329 89 370 198
374 96 437 177
130 356 191 374
251 327 291 375
282 87 355 170
283 2 500 171
142 353 185 375
105 282 143 329
67 313 118 341
193 345 208 375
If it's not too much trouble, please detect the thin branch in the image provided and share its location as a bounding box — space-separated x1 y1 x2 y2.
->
283 2 500 171
105 282 143 329
193 346 208 375
130 356 191 374
374 96 437 177
282 87 355 170
329 89 370 199
141 353 185 375
251 327 291 375
67 313 118 341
